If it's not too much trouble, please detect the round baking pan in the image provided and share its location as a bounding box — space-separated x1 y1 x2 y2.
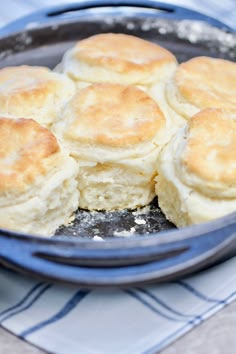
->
0 0 235 287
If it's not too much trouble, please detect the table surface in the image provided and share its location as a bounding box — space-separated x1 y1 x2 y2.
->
0 1 235 353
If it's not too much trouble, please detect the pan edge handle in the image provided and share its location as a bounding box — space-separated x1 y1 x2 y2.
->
0 226 235 287
0 0 233 37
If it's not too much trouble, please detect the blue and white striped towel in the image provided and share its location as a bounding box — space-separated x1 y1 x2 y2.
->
0 0 235 353
0 257 236 353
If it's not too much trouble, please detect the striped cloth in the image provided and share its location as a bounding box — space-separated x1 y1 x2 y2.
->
0 1 235 353
0 257 236 353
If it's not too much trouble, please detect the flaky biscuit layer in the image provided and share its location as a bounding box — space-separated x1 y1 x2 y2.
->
0 118 79 235
59 33 177 86
166 57 236 120
53 83 167 210
55 83 166 148
155 109 236 226
0 65 76 127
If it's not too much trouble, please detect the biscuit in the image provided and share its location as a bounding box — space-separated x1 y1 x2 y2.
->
0 118 79 236
53 83 167 210
166 56 236 120
155 108 236 227
58 33 177 87
149 56 236 136
148 80 187 138
0 65 76 128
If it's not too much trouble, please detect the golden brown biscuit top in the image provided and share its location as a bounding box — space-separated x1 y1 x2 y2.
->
175 57 236 110
62 83 165 147
0 65 67 111
0 118 60 194
179 109 236 190
73 33 176 73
